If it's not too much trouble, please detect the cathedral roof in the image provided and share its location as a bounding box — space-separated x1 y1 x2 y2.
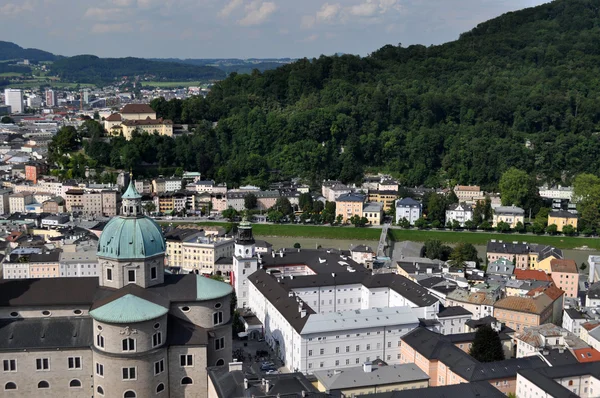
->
97 216 165 260
196 276 234 301
90 293 169 324
122 179 142 199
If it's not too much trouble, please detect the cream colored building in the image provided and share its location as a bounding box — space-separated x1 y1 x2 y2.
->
165 229 205 268
335 193 366 223
8 191 33 213
492 205 525 228
453 185 481 202
104 104 173 140
182 235 234 273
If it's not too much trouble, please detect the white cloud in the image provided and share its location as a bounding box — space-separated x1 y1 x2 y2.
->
349 0 402 17
218 0 243 17
0 1 34 16
91 22 134 34
316 3 341 21
84 7 127 21
238 1 276 26
110 0 134 6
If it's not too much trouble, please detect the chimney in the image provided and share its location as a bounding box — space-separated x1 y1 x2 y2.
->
288 291 294 298
229 360 243 372
363 362 372 373
261 378 266 386
302 391 306 398
265 380 271 392
244 378 249 390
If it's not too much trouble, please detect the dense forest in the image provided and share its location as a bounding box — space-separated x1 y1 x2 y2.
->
149 58 294 75
0 41 58 62
79 0 600 190
49 55 226 84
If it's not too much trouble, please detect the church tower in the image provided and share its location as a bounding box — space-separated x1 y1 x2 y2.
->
233 220 258 308
97 178 166 289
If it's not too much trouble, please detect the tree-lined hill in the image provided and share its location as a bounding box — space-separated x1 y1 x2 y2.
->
0 41 58 62
49 55 225 84
135 0 600 189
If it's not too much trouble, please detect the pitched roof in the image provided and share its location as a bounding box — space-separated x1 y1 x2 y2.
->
121 117 173 126
105 113 122 121
396 197 421 207
437 306 473 318
573 347 600 363
0 317 92 351
518 363 600 398
550 259 578 274
0 277 99 307
494 205 525 215
90 293 169 323
313 363 429 390
494 295 552 315
336 193 366 202
120 103 155 114
360 382 504 398
514 269 553 282
549 210 577 218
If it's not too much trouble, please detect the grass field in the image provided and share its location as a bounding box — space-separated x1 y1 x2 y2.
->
142 81 203 88
162 221 600 250
0 72 23 77
5 81 95 89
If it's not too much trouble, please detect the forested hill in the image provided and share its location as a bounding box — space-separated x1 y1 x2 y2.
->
49 55 226 84
0 41 58 62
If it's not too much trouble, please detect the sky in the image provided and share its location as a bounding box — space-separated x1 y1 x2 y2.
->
0 0 550 59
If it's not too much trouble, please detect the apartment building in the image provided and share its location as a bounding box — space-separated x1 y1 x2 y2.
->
550 259 579 299
453 185 482 202
445 202 473 227
83 191 103 218
492 206 525 228
493 292 557 332
65 189 85 213
181 234 234 273
367 190 397 211
486 240 563 271
101 190 118 216
8 191 33 213
164 228 205 268
336 193 366 223
0 188 12 214
395 198 422 225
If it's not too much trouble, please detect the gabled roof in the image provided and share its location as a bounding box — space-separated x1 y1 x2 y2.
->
573 347 600 363
549 210 577 218
105 113 122 121
336 193 366 202
120 103 155 114
493 294 552 315
396 197 421 207
437 306 473 318
313 363 429 390
550 259 578 274
514 269 553 282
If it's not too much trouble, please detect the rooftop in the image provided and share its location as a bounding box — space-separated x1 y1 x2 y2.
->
120 103 155 114
550 259 578 274
336 193 366 203
437 306 473 318
90 293 169 324
301 307 419 335
313 363 429 391
493 294 553 315
517 363 600 398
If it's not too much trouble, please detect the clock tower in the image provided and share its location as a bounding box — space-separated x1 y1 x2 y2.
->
233 220 258 308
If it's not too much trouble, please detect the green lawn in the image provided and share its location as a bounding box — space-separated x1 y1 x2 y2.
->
0 72 23 77
5 81 95 89
160 221 600 250
388 229 600 249
142 81 203 88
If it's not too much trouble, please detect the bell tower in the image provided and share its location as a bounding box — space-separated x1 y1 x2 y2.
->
233 220 258 308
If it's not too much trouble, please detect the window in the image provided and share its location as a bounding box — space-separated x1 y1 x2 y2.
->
38 381 49 389
124 391 136 398
366 344 371 350
335 347 340 353
213 311 223 325
97 335 105 348
154 360 165 376
68 357 81 370
215 337 225 350
157 383 165 393
356 345 360 351
335 360 339 366
180 354 193 367
97 386 104 395
4 382 16 390
308 350 313 356
320 349 324 355
96 363 104 377
388 341 392 348
3 359 16 372
152 332 163 347
106 268 112 281
181 377 193 385
69 379 81 388
356 358 360 364
36 358 49 371
151 267 157 280
569 381 574 386
122 367 137 380
122 338 136 352
127 270 136 283
346 359 350 365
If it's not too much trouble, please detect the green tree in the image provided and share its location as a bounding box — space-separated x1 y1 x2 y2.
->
399 217 411 229
293 242 301 249
515 221 525 233
299 193 313 212
268 210 284 223
222 207 238 221
535 207 551 227
244 193 257 210
423 239 452 261
562 224 576 236
210 274 225 282
496 221 511 233
469 325 505 362
335 214 344 225
275 197 294 216
451 220 461 230
1 116 14 124
499 168 539 209
532 222 545 234
546 224 558 235
449 242 480 268
414 217 428 229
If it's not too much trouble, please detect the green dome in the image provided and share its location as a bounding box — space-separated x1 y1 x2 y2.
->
90 294 168 324
196 276 234 301
98 216 165 260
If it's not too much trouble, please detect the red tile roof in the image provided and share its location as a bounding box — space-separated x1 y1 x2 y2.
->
105 113 122 121
514 269 553 282
573 348 600 363
120 104 155 114
582 321 600 331
550 259 578 274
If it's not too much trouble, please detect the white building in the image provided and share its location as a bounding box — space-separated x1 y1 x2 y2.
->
445 202 473 227
395 198 422 225
4 88 23 114
435 306 473 335
59 244 100 278
516 363 600 398
181 234 234 273
232 221 259 309
246 250 440 374
539 185 574 201
165 178 182 192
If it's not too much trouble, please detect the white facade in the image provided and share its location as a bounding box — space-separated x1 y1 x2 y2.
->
395 199 422 225
2 262 30 279
233 240 259 309
562 311 586 337
517 371 600 398
59 250 100 278
165 179 182 192
539 186 574 201
437 314 471 335
445 203 473 227
4 88 23 113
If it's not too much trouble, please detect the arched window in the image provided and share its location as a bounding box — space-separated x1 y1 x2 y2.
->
156 383 165 393
124 391 136 398
97 386 105 395
122 337 135 352
181 377 193 385
38 381 50 389
4 382 16 390
69 379 81 388
216 359 225 366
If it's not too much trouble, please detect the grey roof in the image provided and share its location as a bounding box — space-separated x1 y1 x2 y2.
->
336 193 366 202
254 239 273 248
0 277 99 307
208 367 322 398
486 258 515 276
517 363 600 398
564 308 586 320
363 202 383 212
351 245 373 253
486 241 563 261
396 197 421 207
402 327 545 382
539 348 578 367
359 381 505 398
494 205 525 215
301 307 419 334
447 202 472 212
0 317 92 351
549 210 577 218
437 306 473 318
167 314 208 346
313 363 429 391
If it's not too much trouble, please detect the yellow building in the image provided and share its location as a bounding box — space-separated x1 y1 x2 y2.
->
104 103 173 140
335 193 366 223
164 228 205 268
492 205 525 228
548 210 578 232
363 202 384 225
367 190 397 211
313 363 429 396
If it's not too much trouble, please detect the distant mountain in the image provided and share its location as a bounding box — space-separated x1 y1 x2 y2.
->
149 58 296 75
49 55 226 84
0 41 58 62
